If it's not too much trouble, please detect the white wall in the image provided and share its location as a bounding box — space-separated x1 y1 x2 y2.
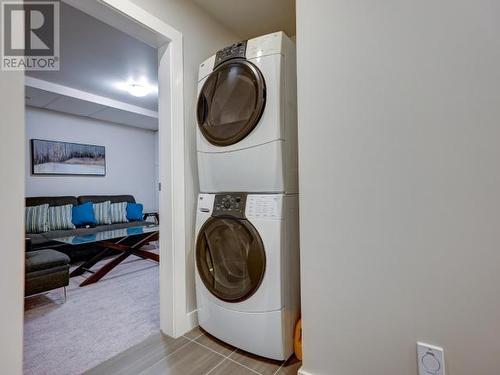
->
297 1 500 375
130 0 239 313
0 70 24 374
26 107 158 211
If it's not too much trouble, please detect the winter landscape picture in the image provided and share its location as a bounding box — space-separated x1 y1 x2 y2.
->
31 139 106 176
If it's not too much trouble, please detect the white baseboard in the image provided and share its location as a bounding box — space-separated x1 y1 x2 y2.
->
183 309 199 333
163 309 198 338
298 366 314 375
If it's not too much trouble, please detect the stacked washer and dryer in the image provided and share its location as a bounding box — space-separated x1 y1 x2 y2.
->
194 31 299 361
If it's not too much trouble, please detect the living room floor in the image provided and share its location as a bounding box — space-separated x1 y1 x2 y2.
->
85 326 301 375
23 243 160 375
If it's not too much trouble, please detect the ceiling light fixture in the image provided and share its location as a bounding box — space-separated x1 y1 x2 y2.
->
116 78 157 97
127 82 153 97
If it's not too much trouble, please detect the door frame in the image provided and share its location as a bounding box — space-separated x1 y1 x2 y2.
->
62 0 190 337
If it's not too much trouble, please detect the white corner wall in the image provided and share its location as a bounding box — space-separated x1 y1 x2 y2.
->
130 0 239 314
26 107 158 210
0 71 25 374
297 1 500 374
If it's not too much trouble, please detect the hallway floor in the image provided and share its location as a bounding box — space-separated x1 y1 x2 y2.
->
85 326 301 375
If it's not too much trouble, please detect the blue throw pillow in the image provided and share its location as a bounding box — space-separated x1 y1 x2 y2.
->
72 202 97 227
127 203 143 221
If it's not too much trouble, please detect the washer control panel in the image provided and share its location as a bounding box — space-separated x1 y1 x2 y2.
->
212 193 247 219
246 195 283 219
214 40 247 68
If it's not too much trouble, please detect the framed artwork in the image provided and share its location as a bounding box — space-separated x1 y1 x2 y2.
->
31 139 106 176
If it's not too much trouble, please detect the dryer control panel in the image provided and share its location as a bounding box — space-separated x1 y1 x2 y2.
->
214 40 247 68
212 193 247 219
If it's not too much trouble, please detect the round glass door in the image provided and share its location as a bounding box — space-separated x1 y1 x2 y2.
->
196 217 266 302
197 59 266 146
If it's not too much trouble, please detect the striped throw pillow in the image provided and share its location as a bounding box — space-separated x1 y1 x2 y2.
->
48 204 75 231
93 201 112 225
110 202 128 223
25 204 49 233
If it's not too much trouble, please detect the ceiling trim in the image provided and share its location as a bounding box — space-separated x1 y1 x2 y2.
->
25 77 158 118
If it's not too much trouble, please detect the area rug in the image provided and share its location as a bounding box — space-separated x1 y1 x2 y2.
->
23 244 160 375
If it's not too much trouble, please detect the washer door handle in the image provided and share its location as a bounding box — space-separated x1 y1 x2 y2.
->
204 232 215 276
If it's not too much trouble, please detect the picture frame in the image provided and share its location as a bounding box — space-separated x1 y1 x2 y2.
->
31 139 106 176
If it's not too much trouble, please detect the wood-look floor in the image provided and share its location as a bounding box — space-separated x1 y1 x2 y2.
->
85 326 301 375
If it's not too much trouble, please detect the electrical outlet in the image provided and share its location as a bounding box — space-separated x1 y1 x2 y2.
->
417 342 445 375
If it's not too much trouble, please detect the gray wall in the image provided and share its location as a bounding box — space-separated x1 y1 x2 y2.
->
26 107 158 210
296 1 500 374
130 0 239 313
0 70 24 374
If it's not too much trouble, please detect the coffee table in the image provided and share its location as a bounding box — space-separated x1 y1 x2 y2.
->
54 224 159 287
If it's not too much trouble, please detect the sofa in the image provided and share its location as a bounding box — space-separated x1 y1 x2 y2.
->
26 195 150 261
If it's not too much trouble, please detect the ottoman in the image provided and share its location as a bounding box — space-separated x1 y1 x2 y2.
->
25 249 71 298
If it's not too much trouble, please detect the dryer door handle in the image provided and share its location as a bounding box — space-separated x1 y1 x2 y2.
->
198 94 209 125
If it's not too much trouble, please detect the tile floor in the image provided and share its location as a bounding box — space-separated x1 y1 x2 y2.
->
85 326 301 375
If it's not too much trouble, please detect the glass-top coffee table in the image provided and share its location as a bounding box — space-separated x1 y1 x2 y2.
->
54 224 159 287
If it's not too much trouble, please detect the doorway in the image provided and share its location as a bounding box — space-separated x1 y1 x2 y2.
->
61 0 188 338
21 0 189 372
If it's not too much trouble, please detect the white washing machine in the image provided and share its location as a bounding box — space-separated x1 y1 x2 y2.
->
195 193 300 360
196 31 297 194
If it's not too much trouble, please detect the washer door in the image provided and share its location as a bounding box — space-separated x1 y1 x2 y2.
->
197 59 266 146
196 217 266 303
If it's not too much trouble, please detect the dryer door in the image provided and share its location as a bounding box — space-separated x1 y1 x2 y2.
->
196 217 266 302
197 59 266 146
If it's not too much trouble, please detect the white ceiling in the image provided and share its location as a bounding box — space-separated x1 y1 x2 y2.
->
192 0 295 40
27 2 159 111
25 84 158 131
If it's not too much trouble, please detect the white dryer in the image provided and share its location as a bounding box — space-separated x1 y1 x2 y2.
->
195 193 300 360
196 32 297 194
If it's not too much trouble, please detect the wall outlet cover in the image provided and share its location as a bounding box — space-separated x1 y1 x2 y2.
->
417 342 445 375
